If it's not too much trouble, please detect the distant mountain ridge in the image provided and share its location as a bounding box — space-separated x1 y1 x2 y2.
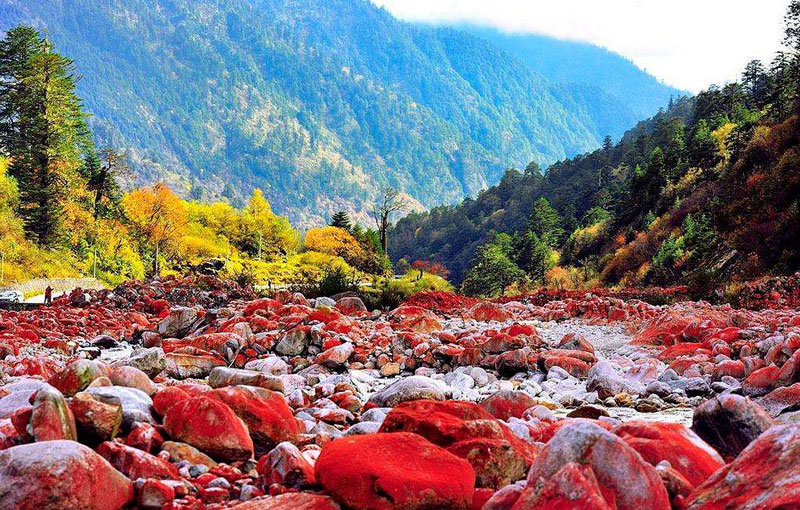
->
461 26 685 123
0 0 682 224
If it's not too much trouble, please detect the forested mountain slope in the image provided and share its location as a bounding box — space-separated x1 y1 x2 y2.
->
0 0 677 224
463 26 685 126
392 47 799 293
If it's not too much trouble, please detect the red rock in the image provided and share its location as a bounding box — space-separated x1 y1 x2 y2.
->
136 478 176 509
691 394 775 460
657 343 704 362
469 302 510 322
160 441 217 467
379 399 536 465
198 486 229 503
153 386 191 415
97 441 179 480
481 333 526 353
208 386 300 455
0 417 22 450
496 349 529 375
542 355 592 378
557 332 595 354
611 421 724 486
712 359 745 379
233 493 341 509
742 364 782 396
503 323 539 339
163 332 240 355
163 396 254 462
0 440 134 509
512 462 612 509
126 422 165 453
480 390 537 421
245 299 283 316
316 432 475 510
257 441 316 489
524 420 670 510
758 382 800 417
48 359 110 396
447 437 529 489
685 424 800 509
335 297 368 315
484 483 525 510
471 488 495 510
71 391 123 442
655 463 695 509
29 385 77 441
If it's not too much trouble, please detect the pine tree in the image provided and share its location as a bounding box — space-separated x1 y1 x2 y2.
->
0 27 88 245
330 210 352 231
526 197 564 249
511 230 553 284
602 135 613 153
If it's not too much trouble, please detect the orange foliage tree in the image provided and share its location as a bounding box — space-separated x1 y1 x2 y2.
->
123 183 188 275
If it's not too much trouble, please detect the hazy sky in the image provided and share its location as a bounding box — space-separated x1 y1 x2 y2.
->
371 0 791 92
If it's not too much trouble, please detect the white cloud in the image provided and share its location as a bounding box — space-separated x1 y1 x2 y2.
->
371 0 791 92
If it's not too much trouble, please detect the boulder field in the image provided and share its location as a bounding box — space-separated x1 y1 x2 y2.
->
0 276 797 508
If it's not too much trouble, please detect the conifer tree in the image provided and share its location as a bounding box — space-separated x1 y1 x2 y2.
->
330 210 352 231
0 27 88 245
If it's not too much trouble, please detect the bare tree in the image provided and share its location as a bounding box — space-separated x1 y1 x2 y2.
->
371 186 408 254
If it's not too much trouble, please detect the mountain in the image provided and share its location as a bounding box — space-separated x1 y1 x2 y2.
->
461 26 686 125
0 0 677 224
389 97 695 282
391 66 800 291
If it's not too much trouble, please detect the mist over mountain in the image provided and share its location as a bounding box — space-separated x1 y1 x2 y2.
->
0 0 681 224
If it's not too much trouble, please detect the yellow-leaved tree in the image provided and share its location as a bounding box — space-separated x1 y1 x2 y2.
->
236 189 299 259
304 226 366 268
123 183 188 275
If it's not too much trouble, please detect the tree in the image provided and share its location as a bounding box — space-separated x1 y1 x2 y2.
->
786 0 800 52
0 27 88 245
330 210 352 231
123 183 188 275
304 226 366 269
742 60 769 109
602 135 613 153
526 197 564 249
524 161 542 176
238 189 298 259
372 186 408 253
83 148 129 220
512 230 554 284
461 234 524 297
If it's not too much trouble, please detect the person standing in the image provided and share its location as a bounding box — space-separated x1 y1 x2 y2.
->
44 285 53 305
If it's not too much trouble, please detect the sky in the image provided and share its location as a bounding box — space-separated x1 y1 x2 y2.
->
371 0 791 92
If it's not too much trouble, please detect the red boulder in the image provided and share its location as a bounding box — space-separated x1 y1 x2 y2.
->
163 396 254 462
686 424 800 509
316 432 475 510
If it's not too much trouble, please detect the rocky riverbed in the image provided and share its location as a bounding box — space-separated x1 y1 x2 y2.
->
0 276 797 509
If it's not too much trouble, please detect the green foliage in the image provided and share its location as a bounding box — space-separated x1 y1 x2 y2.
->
682 214 716 259
290 264 359 299
648 235 684 284
362 272 452 310
512 230 555 284
461 234 526 297
0 26 88 245
330 211 352 231
526 197 565 249
0 0 681 224
395 0 800 291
